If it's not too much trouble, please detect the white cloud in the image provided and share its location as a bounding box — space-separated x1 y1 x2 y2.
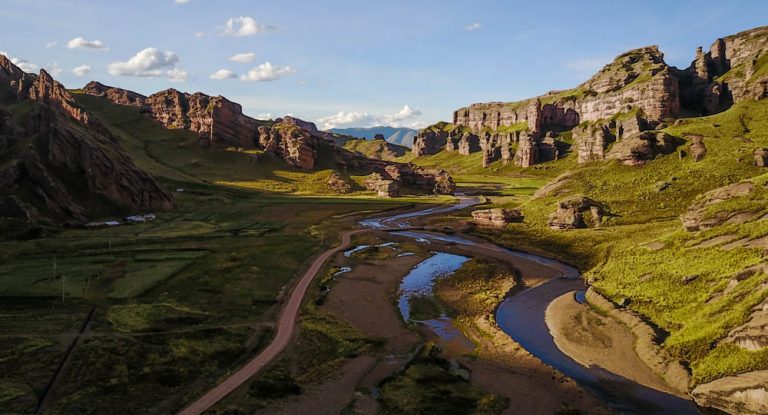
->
194 32 206 38
174 0 190 3
44 62 63 77
464 22 482 31
223 16 276 37
317 105 423 130
167 68 189 82
229 52 256 63
563 57 610 73
239 62 296 82
108 48 180 77
45 41 58 48
209 69 237 80
0 51 38 72
72 64 91 77
67 37 110 51
257 113 273 120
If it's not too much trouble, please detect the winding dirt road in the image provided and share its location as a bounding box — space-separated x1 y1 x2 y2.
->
178 229 364 415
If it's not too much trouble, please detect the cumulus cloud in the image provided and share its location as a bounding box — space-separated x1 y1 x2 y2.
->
464 22 482 31
317 105 423 130
194 32 206 38
223 16 276 37
108 48 180 77
72 64 91 77
174 0 190 3
67 37 110 51
45 41 58 48
167 68 189 82
239 62 296 82
209 69 237 80
229 52 256 63
0 51 38 72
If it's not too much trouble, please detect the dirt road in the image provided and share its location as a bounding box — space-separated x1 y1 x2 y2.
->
178 229 364 415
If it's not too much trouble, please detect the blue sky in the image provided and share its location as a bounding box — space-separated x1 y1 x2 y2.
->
1 0 767 129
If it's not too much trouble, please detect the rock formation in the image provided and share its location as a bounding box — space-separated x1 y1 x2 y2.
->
574 124 614 163
724 285 768 351
412 128 447 156
413 26 768 170
363 173 399 197
0 55 172 225
680 181 760 231
471 208 523 227
327 171 353 194
692 370 768 415
547 196 606 230
755 148 768 167
83 81 146 107
606 131 681 166
689 135 707 161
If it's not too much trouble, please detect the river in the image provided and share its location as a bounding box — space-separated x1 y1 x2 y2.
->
361 195 701 415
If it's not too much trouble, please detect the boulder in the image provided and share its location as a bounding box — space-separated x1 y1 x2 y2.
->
606 131 681 166
689 135 707 161
471 208 523 227
363 173 400 197
755 148 768 167
327 171 353 194
547 196 606 230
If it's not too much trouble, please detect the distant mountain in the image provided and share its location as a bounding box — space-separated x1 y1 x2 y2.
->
329 126 418 148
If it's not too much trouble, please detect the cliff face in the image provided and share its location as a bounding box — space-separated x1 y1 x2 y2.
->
0 56 172 225
418 26 768 169
84 83 263 149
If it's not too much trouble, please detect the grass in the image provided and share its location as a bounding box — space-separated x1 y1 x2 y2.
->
378 344 506 415
466 99 768 385
0 91 440 412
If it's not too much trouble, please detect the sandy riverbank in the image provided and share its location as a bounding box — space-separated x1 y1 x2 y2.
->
545 292 682 396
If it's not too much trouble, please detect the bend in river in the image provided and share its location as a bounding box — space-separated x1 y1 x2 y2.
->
361 196 701 415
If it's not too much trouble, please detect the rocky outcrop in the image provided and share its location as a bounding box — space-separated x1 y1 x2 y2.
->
471 208 523 227
85 83 263 148
83 81 146 107
688 135 707 161
412 129 447 156
256 121 318 170
422 27 768 170
679 26 768 114
692 370 768 415
0 56 172 224
327 171 353 194
363 173 399 197
724 289 768 351
681 181 760 231
755 148 768 167
606 131 681 166
380 164 455 195
573 123 614 163
547 196 606 230
457 132 480 155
